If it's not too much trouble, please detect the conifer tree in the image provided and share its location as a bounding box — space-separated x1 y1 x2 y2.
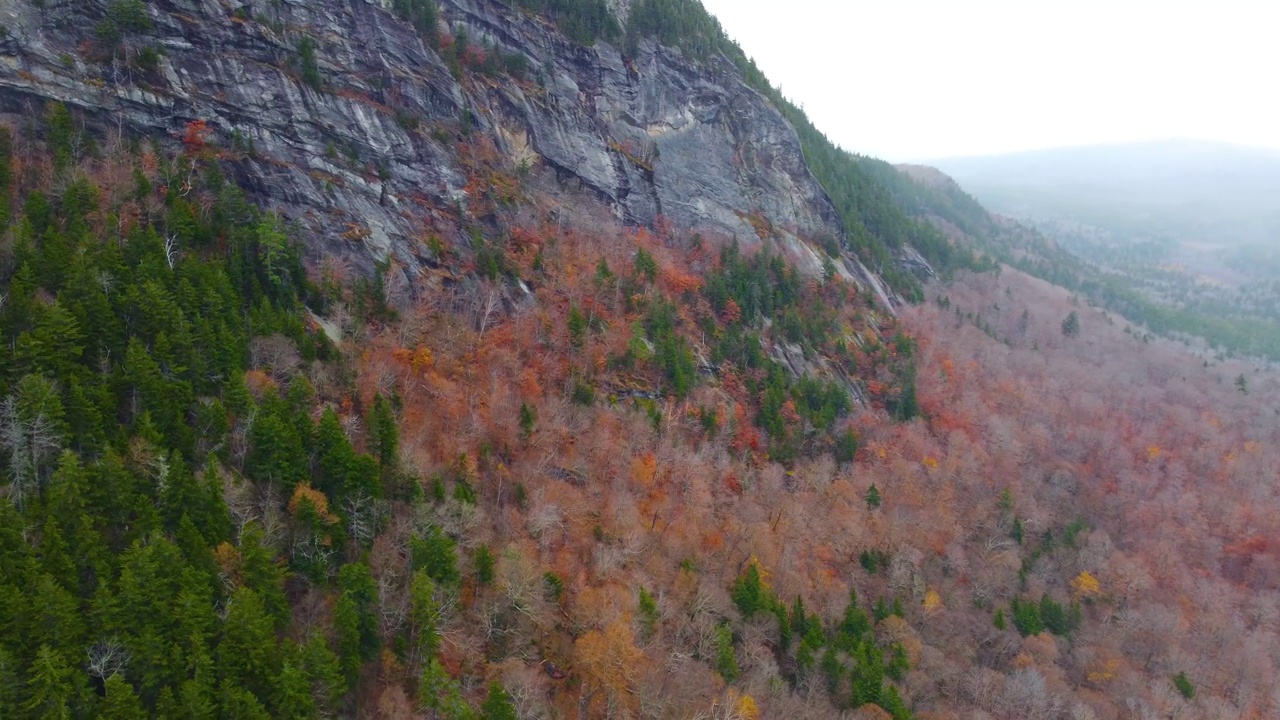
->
23 645 80 720
409 570 441 660
216 587 279 709
367 394 399 469
480 681 518 720
101 673 147 720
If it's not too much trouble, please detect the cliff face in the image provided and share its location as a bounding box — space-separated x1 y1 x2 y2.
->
0 0 894 304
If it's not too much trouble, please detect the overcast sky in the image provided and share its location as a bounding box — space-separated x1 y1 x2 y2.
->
697 1 1280 162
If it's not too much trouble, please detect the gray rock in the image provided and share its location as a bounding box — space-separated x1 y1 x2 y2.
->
0 0 900 308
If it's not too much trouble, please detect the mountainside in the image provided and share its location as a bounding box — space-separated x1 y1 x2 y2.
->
0 0 906 304
929 141 1280 360
1 2 1278 720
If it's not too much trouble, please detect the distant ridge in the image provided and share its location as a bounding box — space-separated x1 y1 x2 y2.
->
932 139 1280 244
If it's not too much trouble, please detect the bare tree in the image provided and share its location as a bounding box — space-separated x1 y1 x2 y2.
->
0 395 62 510
163 233 180 270
86 640 129 682
343 489 386 548
250 334 302 382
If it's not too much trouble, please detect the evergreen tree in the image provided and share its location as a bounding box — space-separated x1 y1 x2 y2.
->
272 658 316 720
518 402 536 438
865 484 882 510
849 640 883 708
730 563 767 618
337 563 381 661
411 525 460 585
367 394 399 470
1061 311 1080 338
1172 670 1196 699
480 681 518 720
217 681 272 720
23 645 79 720
333 594 363 686
418 658 473 719
409 571 441 659
216 587 280 709
298 635 346 715
714 622 738 681
246 396 307 488
101 673 147 720
474 544 495 586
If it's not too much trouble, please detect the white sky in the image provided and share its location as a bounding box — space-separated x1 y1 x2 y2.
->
697 1 1280 162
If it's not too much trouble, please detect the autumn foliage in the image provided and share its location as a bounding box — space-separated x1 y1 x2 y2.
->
5 96 1280 720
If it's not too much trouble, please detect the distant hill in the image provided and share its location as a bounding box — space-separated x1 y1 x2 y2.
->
934 140 1280 245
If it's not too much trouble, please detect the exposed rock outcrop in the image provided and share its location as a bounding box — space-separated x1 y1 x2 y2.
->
0 0 897 304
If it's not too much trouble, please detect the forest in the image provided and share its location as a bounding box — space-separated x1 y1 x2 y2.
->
4 90 1280 718
3 0 1279 719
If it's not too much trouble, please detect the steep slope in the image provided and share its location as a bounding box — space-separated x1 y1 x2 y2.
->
5 2 1275 720
0 0 897 303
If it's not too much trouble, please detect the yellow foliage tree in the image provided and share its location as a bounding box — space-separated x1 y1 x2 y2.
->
1072 570 1102 600
735 693 760 720
574 619 645 711
213 542 242 585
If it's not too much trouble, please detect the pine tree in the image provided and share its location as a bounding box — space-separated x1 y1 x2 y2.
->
714 622 738 681
411 525 460 585
637 587 659 642
879 683 913 720
314 408 356 499
418 657 473 719
0 646 19 718
474 545 495 586
237 526 289 626
849 640 883 708
217 681 272 720
333 594 363 685
101 674 147 720
480 682 518 720
1172 670 1196 699
298 635 346 714
246 396 307 488
518 402 536 438
1061 310 1080 338
23 645 77 720
217 587 280 708
367 394 399 470
864 484 882 510
337 563 380 660
272 658 316 720
27 573 85 665
174 677 216 720
409 571 441 659
730 563 767 618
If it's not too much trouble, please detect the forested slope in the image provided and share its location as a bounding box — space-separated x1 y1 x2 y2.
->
0 1 1275 719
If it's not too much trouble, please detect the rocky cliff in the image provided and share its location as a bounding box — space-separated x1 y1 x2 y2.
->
0 0 898 306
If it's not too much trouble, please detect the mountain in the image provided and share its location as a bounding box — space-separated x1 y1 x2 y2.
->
1 1 1278 719
1 0 988 307
933 141 1280 359
4 0 857 283
933 139 1280 245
